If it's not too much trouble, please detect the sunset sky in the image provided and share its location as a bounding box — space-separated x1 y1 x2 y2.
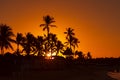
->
0 0 120 58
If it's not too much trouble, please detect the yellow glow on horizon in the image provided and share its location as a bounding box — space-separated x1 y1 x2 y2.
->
46 52 56 57
46 53 51 57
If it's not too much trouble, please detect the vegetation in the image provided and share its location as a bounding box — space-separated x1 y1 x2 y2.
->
0 15 82 58
0 24 15 54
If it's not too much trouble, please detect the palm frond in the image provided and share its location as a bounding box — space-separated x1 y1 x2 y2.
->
40 24 45 27
8 42 14 50
43 27 46 31
64 32 67 34
50 25 56 27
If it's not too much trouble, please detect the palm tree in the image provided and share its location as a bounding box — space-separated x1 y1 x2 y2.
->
0 24 15 54
40 15 56 52
64 27 75 50
64 27 80 58
16 33 23 55
34 36 44 56
71 37 80 51
21 33 35 56
40 15 56 57
55 40 64 56
40 15 56 41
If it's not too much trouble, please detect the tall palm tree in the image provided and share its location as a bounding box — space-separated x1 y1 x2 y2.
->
40 15 56 57
64 27 75 50
16 33 23 54
0 24 15 54
40 15 56 48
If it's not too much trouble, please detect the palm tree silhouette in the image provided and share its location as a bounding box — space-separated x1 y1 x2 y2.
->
21 33 35 56
0 24 15 54
64 27 75 51
71 37 80 51
34 36 44 56
56 40 64 56
40 15 56 57
64 27 80 58
40 15 56 43
16 33 23 55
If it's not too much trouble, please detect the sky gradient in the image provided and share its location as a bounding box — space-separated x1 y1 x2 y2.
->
0 0 120 58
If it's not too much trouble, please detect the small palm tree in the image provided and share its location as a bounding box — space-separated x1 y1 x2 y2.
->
16 33 23 55
34 36 44 56
75 51 84 59
71 37 80 51
56 40 64 56
21 33 35 56
0 24 15 54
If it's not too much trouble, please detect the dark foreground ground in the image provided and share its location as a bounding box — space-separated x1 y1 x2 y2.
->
0 56 119 80
0 65 117 80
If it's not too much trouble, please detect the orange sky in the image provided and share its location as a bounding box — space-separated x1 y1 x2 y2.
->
0 0 120 58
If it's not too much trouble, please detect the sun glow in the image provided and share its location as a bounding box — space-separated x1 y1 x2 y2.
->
46 53 51 57
45 52 56 59
46 52 56 57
